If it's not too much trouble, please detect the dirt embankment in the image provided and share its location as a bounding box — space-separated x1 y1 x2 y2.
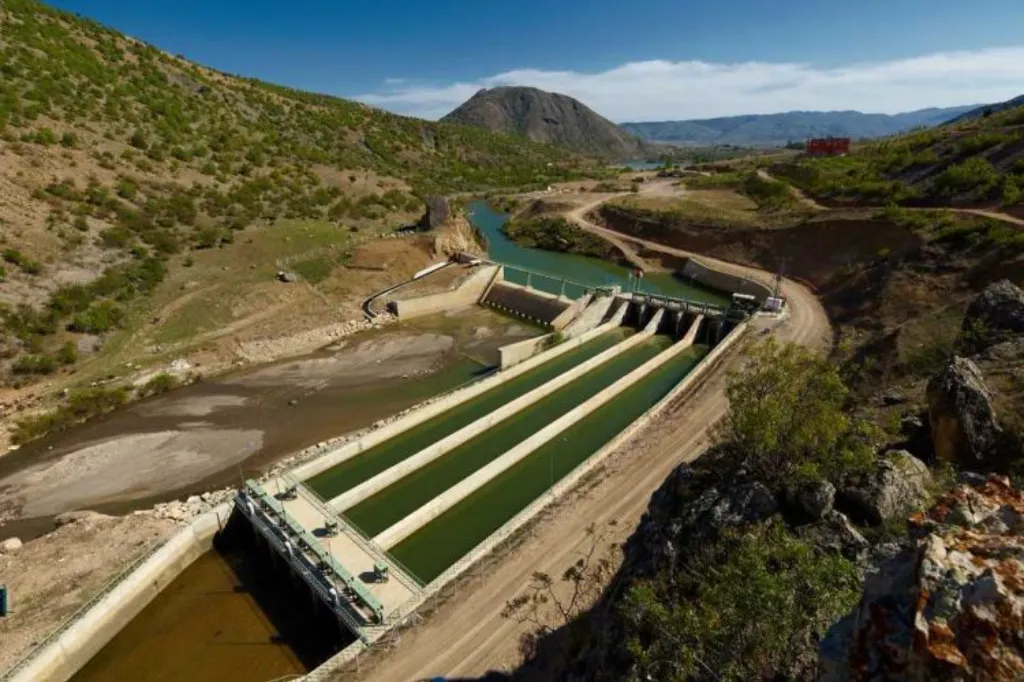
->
0 511 177 672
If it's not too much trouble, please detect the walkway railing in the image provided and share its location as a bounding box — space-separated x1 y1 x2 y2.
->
0 536 167 681
281 473 425 595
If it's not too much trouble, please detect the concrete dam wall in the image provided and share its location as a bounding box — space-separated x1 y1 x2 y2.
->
680 257 773 303
481 281 570 326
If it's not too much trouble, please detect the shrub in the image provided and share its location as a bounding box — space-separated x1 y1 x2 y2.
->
141 372 178 396
12 353 58 375
69 301 125 333
933 157 1001 198
622 523 861 681
718 338 880 486
12 386 130 444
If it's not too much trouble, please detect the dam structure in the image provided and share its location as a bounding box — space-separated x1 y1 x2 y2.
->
6 255 758 682
228 263 748 671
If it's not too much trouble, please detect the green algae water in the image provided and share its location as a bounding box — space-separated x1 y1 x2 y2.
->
391 344 708 583
345 334 675 537
307 328 633 501
469 201 729 305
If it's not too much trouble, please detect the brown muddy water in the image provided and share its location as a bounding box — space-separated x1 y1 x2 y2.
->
0 307 540 540
72 515 348 682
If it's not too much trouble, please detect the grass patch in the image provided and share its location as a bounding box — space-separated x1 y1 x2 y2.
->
13 385 130 444
291 254 345 284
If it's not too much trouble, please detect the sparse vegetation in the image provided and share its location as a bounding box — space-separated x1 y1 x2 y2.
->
0 0 593 387
12 385 130 444
502 215 619 260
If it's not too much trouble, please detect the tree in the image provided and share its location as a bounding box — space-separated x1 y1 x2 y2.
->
501 523 617 665
718 338 879 486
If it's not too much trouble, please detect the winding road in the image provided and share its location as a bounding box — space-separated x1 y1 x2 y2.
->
757 168 1024 227
344 189 829 682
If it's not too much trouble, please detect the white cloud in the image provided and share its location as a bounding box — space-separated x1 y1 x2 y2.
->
353 47 1024 122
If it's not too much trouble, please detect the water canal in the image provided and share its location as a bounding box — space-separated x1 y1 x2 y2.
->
51 201 732 682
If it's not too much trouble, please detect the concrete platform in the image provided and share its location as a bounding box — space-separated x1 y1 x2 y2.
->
236 476 422 642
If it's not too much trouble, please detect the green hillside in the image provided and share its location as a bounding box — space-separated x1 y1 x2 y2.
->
769 103 1024 207
0 0 586 389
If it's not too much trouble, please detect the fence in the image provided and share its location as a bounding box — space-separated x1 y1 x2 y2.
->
0 537 166 681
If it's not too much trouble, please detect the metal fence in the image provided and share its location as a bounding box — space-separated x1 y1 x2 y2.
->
0 536 167 681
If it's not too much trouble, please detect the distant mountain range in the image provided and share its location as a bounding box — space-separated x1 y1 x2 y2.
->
950 94 1024 123
620 106 980 147
441 86 657 160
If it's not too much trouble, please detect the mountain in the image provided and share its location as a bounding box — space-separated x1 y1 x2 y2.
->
441 86 656 160
621 106 979 147
0 0 584 389
951 94 1024 123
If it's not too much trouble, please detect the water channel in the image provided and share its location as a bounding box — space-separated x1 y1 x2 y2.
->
52 201 730 681
468 201 729 305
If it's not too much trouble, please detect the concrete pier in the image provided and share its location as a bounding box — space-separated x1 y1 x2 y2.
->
373 313 702 550
326 319 654 512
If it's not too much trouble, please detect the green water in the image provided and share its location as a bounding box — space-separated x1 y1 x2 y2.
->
345 335 674 537
470 201 730 305
307 329 632 500
392 345 708 582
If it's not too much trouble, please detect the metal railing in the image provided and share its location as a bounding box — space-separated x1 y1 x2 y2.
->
234 491 373 641
281 474 425 594
0 536 168 681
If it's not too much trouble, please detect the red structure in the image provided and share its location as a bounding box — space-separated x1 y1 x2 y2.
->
806 137 851 157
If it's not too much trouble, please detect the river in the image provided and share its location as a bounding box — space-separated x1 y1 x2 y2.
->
468 201 728 304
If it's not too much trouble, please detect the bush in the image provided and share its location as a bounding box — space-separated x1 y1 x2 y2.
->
12 386 130 444
933 157 1001 198
719 338 880 486
141 372 178 396
622 523 861 681
12 353 58 375
69 300 125 333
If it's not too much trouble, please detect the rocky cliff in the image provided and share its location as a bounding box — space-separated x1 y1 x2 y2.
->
441 86 656 160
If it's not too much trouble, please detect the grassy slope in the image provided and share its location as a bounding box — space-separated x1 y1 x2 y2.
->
0 0 588 390
767 104 1024 208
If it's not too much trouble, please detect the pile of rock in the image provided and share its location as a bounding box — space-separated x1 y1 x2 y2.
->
149 487 235 523
821 475 1024 681
237 313 396 364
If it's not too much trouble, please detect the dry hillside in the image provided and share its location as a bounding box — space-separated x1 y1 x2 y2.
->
0 0 591 423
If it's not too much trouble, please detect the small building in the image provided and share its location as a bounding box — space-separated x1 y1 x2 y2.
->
806 137 851 157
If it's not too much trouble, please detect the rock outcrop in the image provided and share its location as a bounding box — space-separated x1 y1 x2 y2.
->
927 356 1001 467
418 195 450 231
960 279 1024 353
820 476 1024 681
838 451 932 526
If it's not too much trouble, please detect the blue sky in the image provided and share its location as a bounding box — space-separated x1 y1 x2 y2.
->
49 0 1024 121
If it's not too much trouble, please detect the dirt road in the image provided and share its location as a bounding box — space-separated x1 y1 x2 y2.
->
757 168 1024 227
341 197 829 681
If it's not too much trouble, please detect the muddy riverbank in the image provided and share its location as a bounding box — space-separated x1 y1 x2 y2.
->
0 307 539 541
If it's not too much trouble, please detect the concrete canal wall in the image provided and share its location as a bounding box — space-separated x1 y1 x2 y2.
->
482 282 570 326
328 324 656 512
388 265 498 319
6 505 232 682
290 317 626 482
374 310 674 549
681 257 773 302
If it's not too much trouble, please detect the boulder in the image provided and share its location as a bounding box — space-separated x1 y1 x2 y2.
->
1 537 23 554
794 479 835 520
959 279 1024 352
418 196 450 231
926 357 1001 466
54 510 111 527
276 270 298 283
795 509 870 561
838 451 932 526
820 476 1024 681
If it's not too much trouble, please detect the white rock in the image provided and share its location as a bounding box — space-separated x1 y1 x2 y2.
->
1 537 23 554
